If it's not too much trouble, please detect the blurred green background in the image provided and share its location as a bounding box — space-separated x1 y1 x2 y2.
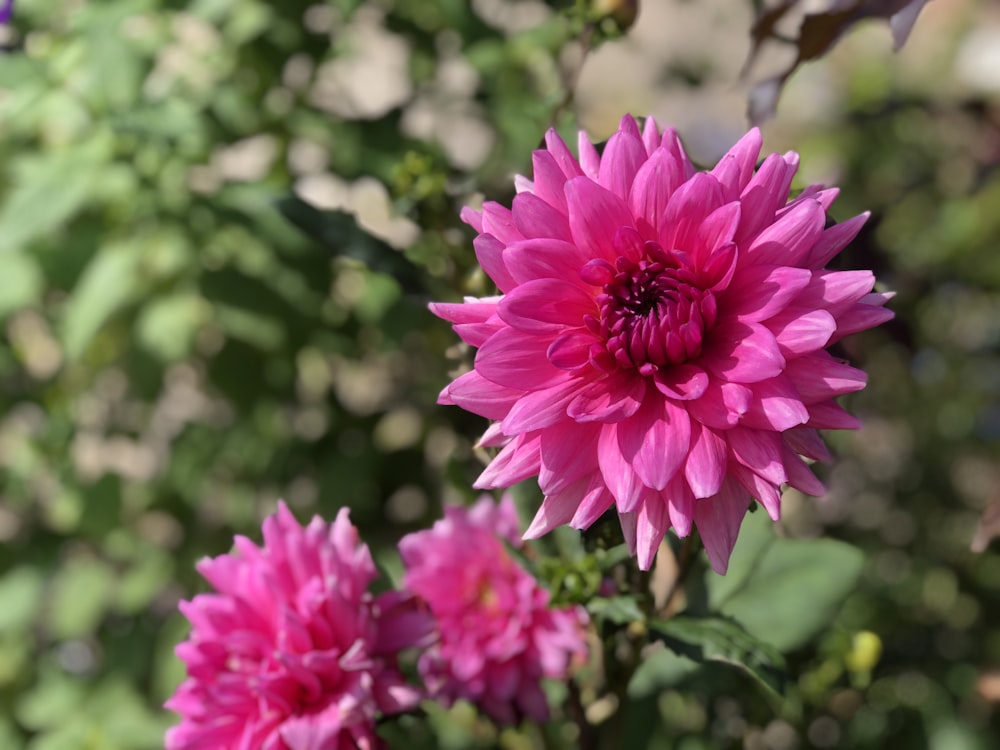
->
0 0 998 748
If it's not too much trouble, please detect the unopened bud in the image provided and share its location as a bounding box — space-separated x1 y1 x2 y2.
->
592 0 638 31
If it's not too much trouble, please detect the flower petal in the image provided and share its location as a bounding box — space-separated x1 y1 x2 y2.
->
618 397 691 491
539 422 601 494
637 492 669 570
739 375 809 431
504 238 594 285
701 320 785 384
684 422 728 499
441 369 521 419
565 177 636 263
598 423 644 511
727 426 786 485
512 192 572 241
475 327 565 390
599 115 647 198
742 197 826 267
722 265 812 323
499 278 596 333
474 434 542 489
567 373 646 423
694 478 751 574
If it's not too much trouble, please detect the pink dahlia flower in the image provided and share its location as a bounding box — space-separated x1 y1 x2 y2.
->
398 495 588 725
431 115 893 574
166 502 429 750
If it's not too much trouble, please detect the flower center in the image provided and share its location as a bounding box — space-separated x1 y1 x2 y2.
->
587 246 717 374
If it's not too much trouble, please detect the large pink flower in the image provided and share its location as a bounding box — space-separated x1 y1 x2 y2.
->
166 502 429 750
431 115 893 573
398 495 588 725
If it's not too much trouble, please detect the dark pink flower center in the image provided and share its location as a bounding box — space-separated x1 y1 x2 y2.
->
585 246 717 374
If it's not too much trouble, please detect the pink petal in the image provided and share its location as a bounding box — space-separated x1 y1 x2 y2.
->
659 128 696 179
598 423 644 511
666 474 695 536
768 308 836 355
531 150 570 213
567 372 646 423
498 278 596 333
710 128 762 201
474 434 542 489
500 377 586 434
690 202 741 267
727 426 786 486
578 131 601 180
730 461 782 520
806 401 862 430
641 115 661 155
571 483 615 529
474 234 517 293
722 265 812 323
504 238 594 285
701 320 785 384
653 363 709 400
618 397 691 491
475 327 565 390
804 212 869 269
512 192 572 241
742 197 826 267
544 129 585 180
599 115 647 199
547 331 595 370
659 173 725 254
684 422 728 499
636 492 669 570
739 375 809 431
686 380 752 429
460 206 484 233
735 152 797 245
481 202 524 245
618 510 638 555
783 427 832 462
429 298 499 325
539 422 601 494
832 300 895 340
694 478 751 574
565 177 636 263
628 149 684 238
524 478 588 538
798 270 876 314
440 369 520 419
784 352 867 404
781 443 826 496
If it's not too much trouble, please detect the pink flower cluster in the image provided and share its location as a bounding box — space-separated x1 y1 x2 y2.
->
432 115 892 573
165 503 427 750
167 498 588 747
399 495 588 725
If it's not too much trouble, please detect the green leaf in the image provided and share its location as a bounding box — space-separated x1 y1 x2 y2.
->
48 558 114 640
715 535 865 652
135 291 206 362
0 137 112 252
705 505 774 610
0 567 44 634
586 596 644 625
0 253 43 318
649 615 788 699
276 198 425 294
60 240 142 360
627 646 701 699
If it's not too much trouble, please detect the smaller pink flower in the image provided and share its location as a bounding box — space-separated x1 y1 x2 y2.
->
399 495 588 725
166 502 430 750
